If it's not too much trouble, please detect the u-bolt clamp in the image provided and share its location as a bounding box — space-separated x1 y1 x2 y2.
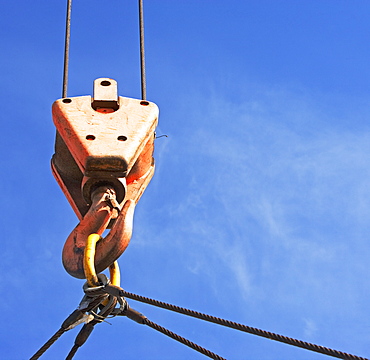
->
51 78 159 278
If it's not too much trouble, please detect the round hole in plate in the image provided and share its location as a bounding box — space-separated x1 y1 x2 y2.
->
62 98 72 103
117 135 127 141
101 80 111 86
86 135 95 140
140 101 149 106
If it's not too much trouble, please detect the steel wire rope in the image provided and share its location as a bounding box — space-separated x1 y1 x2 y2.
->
143 318 226 360
65 345 78 360
30 328 65 360
119 290 368 360
138 0 147 100
62 0 147 99
62 0 72 98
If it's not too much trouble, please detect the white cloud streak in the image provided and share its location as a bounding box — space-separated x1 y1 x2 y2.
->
154 84 370 315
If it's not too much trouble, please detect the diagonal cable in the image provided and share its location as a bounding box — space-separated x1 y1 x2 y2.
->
120 289 368 360
144 318 225 360
124 306 225 360
29 295 106 360
30 328 65 360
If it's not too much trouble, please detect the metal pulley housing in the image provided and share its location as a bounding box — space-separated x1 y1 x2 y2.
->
51 78 158 221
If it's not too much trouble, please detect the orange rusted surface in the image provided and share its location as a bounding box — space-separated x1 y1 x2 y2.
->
51 78 158 220
52 95 158 179
62 187 135 279
126 135 154 184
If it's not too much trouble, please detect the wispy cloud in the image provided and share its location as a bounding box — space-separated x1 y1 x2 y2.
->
153 84 370 313
303 318 318 339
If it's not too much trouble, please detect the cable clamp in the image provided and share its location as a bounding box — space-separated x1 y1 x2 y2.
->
82 274 110 297
65 314 95 331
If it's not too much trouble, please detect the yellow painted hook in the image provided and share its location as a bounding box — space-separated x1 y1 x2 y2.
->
84 233 121 287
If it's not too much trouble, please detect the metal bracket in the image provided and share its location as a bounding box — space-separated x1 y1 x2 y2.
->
91 78 119 111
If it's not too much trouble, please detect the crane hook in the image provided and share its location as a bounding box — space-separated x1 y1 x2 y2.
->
62 186 135 279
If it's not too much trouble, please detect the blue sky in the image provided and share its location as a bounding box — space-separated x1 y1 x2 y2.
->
1 1 370 359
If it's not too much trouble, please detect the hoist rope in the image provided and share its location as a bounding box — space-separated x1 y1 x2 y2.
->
62 0 72 98
138 0 147 100
62 0 147 99
119 290 368 360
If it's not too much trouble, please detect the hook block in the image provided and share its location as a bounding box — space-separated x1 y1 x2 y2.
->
51 78 158 220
